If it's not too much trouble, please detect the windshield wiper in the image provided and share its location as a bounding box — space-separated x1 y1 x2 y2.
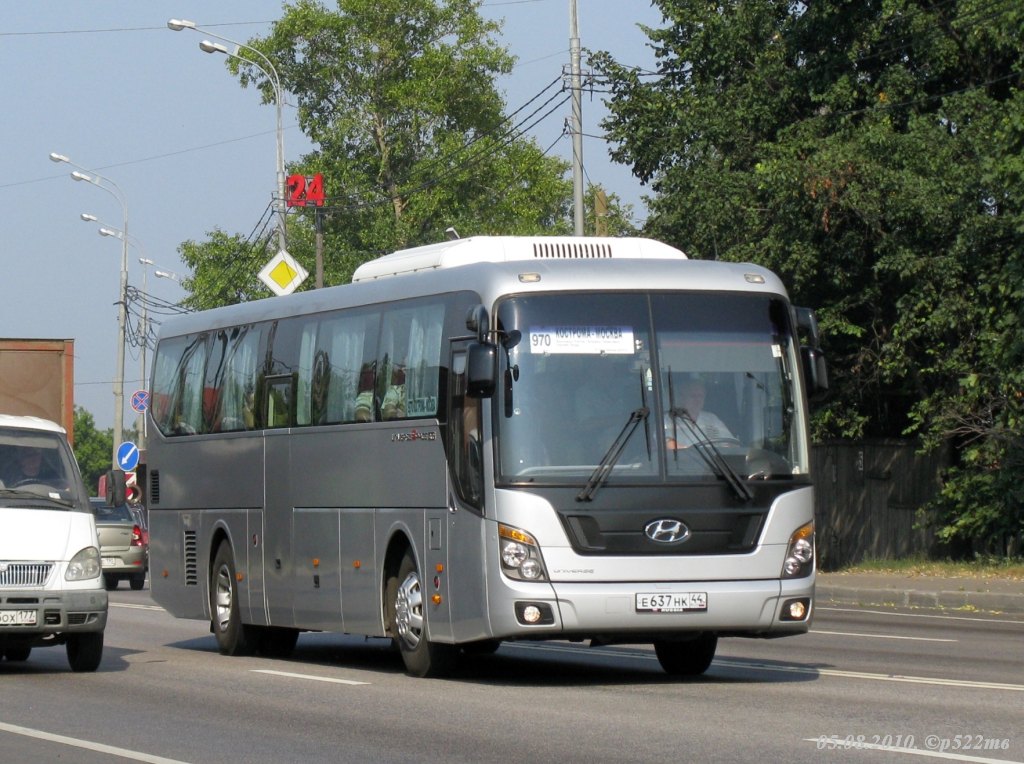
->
577 407 649 502
669 409 753 502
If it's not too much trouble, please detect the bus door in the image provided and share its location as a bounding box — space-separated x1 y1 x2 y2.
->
442 345 491 642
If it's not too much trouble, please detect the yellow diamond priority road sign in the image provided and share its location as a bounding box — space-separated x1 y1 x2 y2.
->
258 250 308 296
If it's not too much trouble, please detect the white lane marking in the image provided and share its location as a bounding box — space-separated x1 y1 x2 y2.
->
111 603 165 611
713 659 1024 692
251 669 369 686
818 606 1024 626
801 738 1022 764
503 643 1024 691
0 721 189 764
812 629 957 643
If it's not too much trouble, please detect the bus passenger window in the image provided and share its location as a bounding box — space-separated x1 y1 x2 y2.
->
382 365 406 420
266 375 295 428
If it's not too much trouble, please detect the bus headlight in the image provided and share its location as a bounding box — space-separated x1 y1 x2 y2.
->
781 522 814 579
499 524 548 582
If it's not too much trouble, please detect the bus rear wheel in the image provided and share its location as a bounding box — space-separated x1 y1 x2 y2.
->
386 550 456 677
653 633 717 676
211 542 254 656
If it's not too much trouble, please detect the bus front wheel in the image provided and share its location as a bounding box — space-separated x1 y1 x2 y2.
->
653 633 717 676
386 550 456 677
211 542 254 656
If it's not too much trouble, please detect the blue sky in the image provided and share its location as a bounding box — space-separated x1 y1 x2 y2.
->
0 0 663 432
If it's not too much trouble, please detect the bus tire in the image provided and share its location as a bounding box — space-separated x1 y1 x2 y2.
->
653 633 717 676
211 542 254 656
386 550 456 677
66 632 104 672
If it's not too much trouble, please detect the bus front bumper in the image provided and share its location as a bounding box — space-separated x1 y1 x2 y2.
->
488 576 814 641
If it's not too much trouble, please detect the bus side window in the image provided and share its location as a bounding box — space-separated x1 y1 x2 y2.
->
449 351 483 508
265 374 295 428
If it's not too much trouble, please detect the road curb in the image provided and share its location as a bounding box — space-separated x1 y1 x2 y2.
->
816 582 1024 615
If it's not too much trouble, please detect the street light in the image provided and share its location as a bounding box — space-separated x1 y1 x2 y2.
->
51 152 129 468
168 18 287 254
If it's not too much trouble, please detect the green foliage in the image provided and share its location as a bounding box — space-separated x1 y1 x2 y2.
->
175 0 644 297
72 406 112 496
596 0 1024 551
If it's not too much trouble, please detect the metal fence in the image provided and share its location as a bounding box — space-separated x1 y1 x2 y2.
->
812 440 950 570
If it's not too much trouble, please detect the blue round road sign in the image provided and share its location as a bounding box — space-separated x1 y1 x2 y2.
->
117 441 140 471
131 389 150 413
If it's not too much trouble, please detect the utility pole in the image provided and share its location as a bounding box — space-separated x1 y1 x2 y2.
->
570 0 584 236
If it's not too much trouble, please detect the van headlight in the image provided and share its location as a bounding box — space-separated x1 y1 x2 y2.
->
781 522 814 579
66 546 102 581
499 524 548 581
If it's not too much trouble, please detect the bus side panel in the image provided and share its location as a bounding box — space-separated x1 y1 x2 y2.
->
293 508 342 630
288 424 450 636
445 510 492 643
148 432 266 621
264 430 294 625
339 509 378 635
244 508 269 626
149 510 207 619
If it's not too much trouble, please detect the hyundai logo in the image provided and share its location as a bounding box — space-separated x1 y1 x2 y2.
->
644 518 691 544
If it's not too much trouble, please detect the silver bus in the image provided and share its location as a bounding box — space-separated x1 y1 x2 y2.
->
146 236 826 677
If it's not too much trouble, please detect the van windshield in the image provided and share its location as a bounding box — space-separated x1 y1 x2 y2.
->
0 430 84 508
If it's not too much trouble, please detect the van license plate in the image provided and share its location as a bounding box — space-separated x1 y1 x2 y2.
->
635 592 707 612
0 610 37 626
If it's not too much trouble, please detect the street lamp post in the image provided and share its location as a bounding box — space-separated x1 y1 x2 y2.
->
168 19 287 254
80 213 151 450
51 152 128 468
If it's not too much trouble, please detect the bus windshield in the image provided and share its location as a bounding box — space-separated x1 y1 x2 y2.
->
495 292 808 485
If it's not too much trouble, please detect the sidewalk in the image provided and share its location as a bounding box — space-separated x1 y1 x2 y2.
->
816 571 1024 615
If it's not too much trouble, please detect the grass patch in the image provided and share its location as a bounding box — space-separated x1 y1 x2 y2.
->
837 555 1024 581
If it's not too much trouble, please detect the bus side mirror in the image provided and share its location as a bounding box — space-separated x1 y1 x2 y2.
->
801 345 829 400
795 306 828 400
794 306 820 346
466 304 490 343
466 341 498 398
105 469 127 506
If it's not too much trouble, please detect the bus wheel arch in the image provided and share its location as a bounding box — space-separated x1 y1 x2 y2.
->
383 536 456 677
210 539 255 656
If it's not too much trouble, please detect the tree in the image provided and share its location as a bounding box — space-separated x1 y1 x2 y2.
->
595 1 1024 552
73 406 112 497
180 0 612 299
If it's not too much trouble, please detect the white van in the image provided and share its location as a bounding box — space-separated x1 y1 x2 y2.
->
0 415 107 671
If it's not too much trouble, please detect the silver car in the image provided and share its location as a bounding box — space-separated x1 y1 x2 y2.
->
90 499 148 590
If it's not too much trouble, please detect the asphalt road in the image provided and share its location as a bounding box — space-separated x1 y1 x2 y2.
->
1 587 1021 764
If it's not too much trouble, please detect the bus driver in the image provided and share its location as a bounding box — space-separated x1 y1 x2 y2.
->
665 376 736 449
